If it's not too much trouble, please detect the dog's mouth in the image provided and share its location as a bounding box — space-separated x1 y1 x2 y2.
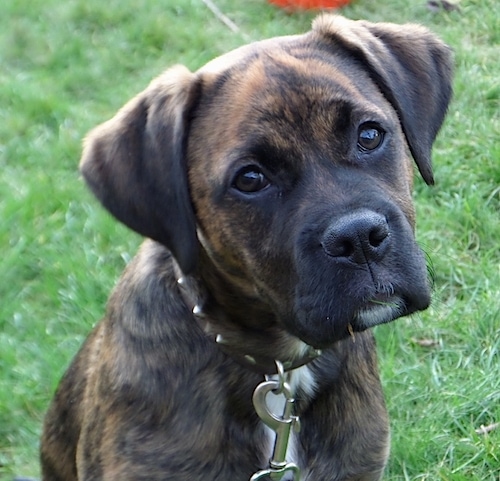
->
289 288 425 349
353 295 406 330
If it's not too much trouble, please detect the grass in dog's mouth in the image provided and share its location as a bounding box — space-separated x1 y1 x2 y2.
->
369 299 400 309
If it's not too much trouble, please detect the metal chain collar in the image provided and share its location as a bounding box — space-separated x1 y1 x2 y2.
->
175 268 322 375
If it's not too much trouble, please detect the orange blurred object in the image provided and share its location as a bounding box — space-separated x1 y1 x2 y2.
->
268 0 351 9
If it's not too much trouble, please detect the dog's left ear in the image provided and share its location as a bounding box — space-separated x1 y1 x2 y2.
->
314 15 453 185
80 66 200 274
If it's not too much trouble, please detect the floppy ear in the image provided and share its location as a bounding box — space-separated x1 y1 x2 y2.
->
314 15 453 185
80 66 200 274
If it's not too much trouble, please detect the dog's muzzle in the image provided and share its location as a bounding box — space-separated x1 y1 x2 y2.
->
288 207 431 349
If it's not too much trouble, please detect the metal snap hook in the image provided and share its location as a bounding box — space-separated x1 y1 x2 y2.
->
250 361 301 481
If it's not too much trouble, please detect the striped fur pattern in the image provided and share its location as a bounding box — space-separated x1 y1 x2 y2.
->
41 15 452 481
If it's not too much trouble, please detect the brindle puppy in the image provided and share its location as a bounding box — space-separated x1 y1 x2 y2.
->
41 14 452 481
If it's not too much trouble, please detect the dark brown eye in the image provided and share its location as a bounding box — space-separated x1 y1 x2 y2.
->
232 167 270 193
358 124 384 151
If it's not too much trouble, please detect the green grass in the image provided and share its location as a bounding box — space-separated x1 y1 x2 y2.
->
0 0 498 479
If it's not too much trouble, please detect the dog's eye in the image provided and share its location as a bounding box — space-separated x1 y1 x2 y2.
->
232 167 270 193
357 124 384 151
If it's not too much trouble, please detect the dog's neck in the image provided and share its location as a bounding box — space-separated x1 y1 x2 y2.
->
173 262 321 374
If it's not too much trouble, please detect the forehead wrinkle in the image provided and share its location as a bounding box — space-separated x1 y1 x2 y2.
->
206 47 387 123
209 55 350 171
263 51 365 99
245 56 356 156
252 53 387 132
193 49 393 182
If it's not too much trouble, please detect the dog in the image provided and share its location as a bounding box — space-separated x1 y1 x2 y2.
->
40 14 452 481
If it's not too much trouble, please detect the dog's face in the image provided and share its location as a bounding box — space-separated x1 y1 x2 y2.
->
188 46 428 349
80 15 452 350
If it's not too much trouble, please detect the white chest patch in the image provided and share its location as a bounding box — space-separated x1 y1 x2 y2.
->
260 364 317 480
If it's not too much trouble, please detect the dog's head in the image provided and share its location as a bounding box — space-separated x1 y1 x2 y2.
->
80 15 452 351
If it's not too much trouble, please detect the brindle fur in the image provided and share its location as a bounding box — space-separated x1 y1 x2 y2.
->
41 15 452 481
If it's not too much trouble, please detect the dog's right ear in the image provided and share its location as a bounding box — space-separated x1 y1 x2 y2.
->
80 66 200 274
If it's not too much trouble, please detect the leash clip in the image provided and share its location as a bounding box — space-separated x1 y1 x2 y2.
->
250 361 301 481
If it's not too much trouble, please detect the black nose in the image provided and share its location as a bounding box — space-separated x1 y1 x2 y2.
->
322 210 390 264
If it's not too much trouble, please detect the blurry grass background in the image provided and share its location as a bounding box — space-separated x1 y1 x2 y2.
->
0 0 498 479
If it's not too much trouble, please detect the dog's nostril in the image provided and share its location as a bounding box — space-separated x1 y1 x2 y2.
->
322 211 390 263
338 240 355 258
368 223 389 248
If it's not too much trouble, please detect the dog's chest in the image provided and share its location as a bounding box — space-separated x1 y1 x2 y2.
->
260 365 317 480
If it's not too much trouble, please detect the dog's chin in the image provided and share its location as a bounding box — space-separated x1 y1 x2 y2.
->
353 296 406 330
290 296 413 349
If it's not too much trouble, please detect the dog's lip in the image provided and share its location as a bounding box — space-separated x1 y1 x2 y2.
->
353 295 405 330
290 295 404 348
